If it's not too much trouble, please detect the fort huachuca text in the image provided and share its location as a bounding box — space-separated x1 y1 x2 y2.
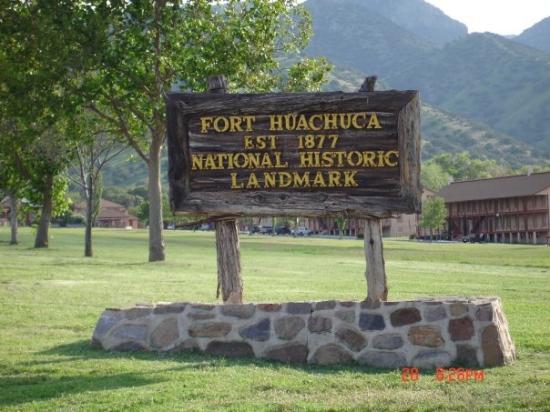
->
192 112 399 191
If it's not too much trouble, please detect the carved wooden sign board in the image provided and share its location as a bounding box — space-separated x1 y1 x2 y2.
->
167 90 421 218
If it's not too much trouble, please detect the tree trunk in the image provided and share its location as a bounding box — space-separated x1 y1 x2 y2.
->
34 174 53 248
364 218 388 304
9 195 18 245
215 220 243 303
148 139 165 262
84 174 93 257
360 76 387 304
207 74 244 303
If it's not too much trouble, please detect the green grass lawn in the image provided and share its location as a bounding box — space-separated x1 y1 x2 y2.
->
0 227 549 411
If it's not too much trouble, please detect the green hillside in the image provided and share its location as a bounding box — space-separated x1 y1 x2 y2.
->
325 66 540 167
516 17 550 53
385 33 550 153
420 105 537 166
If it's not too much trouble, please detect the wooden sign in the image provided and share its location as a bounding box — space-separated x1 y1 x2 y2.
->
167 91 421 218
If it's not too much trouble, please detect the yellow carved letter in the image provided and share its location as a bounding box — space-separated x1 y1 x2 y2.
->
192 154 204 170
231 173 244 189
384 150 399 167
367 113 382 129
269 115 284 131
344 171 359 187
200 117 213 133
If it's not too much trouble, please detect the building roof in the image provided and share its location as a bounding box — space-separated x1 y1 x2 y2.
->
97 209 138 220
99 199 127 209
74 199 137 221
439 172 550 203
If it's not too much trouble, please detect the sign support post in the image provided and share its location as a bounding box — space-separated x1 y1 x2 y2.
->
359 76 388 304
207 75 243 304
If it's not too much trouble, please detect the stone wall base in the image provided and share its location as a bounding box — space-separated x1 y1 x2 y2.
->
92 297 515 368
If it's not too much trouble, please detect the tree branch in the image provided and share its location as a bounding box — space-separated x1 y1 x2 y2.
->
87 103 149 164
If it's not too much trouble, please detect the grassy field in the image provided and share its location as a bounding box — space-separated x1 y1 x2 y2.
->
0 227 549 411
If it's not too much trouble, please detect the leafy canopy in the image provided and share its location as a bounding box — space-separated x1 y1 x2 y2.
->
88 0 331 161
420 197 448 231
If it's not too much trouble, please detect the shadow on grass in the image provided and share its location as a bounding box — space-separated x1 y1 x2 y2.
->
0 369 161 407
36 339 393 377
26 261 152 267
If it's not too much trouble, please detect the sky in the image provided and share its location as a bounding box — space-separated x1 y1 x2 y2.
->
424 0 550 35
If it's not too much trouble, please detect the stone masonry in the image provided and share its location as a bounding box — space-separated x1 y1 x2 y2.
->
92 297 515 368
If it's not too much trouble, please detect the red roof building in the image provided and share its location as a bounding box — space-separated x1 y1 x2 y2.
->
74 199 139 229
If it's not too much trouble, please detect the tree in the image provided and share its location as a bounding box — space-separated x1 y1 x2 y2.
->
515 161 550 175
421 162 451 191
335 216 348 239
0 116 73 247
86 0 331 261
69 123 124 257
0 1 103 248
0 147 24 245
420 197 448 241
427 152 507 182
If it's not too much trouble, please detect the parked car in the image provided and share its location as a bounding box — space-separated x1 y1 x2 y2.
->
462 234 487 243
259 226 274 235
275 226 291 235
293 227 313 236
248 225 261 234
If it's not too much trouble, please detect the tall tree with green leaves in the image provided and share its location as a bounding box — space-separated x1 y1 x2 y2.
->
421 162 451 191
420 197 448 241
426 152 508 182
86 0 331 261
0 1 105 247
0 121 74 247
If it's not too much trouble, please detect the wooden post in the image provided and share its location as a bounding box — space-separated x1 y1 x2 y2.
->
208 75 243 304
360 76 388 303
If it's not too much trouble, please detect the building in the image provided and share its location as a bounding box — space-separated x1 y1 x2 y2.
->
74 199 139 229
439 172 550 244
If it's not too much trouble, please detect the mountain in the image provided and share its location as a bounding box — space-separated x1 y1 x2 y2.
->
352 0 467 47
384 33 550 153
304 0 466 51
325 66 541 167
515 17 550 53
305 0 550 155
304 0 434 76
